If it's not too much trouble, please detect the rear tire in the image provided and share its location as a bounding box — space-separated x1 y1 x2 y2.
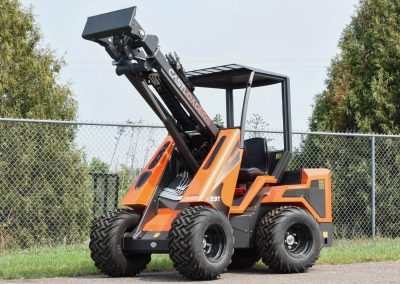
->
256 206 322 273
168 206 234 280
89 209 151 277
228 249 260 270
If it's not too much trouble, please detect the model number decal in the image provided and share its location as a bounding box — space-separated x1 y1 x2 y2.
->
208 196 221 202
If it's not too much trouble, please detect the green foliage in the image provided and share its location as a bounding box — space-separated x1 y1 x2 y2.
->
212 113 225 128
0 0 77 120
0 124 92 249
310 0 400 134
304 0 400 237
290 135 373 237
89 157 109 174
317 238 400 264
87 156 141 209
0 0 91 249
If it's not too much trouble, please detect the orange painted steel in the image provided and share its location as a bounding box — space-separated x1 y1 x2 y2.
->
229 175 277 214
120 131 332 228
181 129 242 207
142 208 180 232
262 169 332 222
121 136 175 208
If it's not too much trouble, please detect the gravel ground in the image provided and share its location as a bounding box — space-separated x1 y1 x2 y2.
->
2 261 400 284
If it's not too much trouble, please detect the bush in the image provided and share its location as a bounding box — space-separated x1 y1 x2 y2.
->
0 123 92 250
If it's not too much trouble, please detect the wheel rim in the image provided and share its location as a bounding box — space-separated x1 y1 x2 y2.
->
284 223 313 258
202 224 226 263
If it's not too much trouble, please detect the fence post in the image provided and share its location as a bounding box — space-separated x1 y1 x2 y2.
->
371 134 376 239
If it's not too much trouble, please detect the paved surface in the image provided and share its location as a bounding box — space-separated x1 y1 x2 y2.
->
2 261 400 284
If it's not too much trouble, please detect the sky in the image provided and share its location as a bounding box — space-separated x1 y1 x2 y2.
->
20 0 359 131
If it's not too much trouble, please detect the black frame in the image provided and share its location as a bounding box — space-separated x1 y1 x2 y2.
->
225 89 234 128
187 65 293 182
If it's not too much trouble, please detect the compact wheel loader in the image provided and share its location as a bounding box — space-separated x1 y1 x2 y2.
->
83 6 333 281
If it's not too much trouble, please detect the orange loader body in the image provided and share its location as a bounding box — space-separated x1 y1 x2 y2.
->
121 130 332 245
83 6 333 280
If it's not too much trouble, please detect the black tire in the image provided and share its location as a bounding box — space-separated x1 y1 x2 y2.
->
256 206 322 273
89 209 151 277
228 249 260 270
168 206 234 280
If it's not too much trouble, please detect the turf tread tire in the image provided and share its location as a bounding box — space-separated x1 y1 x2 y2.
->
168 206 234 280
89 209 151 277
256 206 321 273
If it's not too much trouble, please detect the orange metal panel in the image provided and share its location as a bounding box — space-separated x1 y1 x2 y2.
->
121 136 175 208
229 175 277 214
262 169 332 222
180 129 242 208
142 208 180 232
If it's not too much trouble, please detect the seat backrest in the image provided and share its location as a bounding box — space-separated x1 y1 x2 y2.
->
241 137 268 173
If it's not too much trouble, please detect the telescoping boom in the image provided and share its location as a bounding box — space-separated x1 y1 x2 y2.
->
82 7 218 172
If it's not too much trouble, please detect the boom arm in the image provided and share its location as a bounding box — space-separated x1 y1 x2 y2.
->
82 7 219 173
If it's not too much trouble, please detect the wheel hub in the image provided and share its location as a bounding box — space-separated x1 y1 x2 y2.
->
203 237 207 249
286 234 295 246
202 225 226 263
284 224 312 257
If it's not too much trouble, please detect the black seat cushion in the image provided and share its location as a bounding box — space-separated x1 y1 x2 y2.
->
238 138 268 182
238 167 265 181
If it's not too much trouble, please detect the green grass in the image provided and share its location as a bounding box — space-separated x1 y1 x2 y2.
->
0 245 173 280
0 245 97 279
1 239 399 280
318 238 400 265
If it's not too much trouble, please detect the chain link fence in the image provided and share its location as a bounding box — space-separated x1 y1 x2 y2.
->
1 118 399 251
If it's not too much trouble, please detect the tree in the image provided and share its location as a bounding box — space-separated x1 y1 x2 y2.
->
89 157 109 174
302 0 400 237
310 0 400 134
0 0 91 249
0 2 76 119
247 113 269 138
212 113 225 128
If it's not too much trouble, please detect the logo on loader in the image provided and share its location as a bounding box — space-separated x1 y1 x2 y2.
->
168 68 212 125
149 73 161 86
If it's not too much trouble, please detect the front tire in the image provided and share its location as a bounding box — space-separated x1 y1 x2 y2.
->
89 209 151 277
168 206 234 280
256 206 322 273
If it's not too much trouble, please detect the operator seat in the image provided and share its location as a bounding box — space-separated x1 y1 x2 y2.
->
238 137 269 182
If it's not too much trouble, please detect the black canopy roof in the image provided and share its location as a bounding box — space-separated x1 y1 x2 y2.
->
186 64 287 89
